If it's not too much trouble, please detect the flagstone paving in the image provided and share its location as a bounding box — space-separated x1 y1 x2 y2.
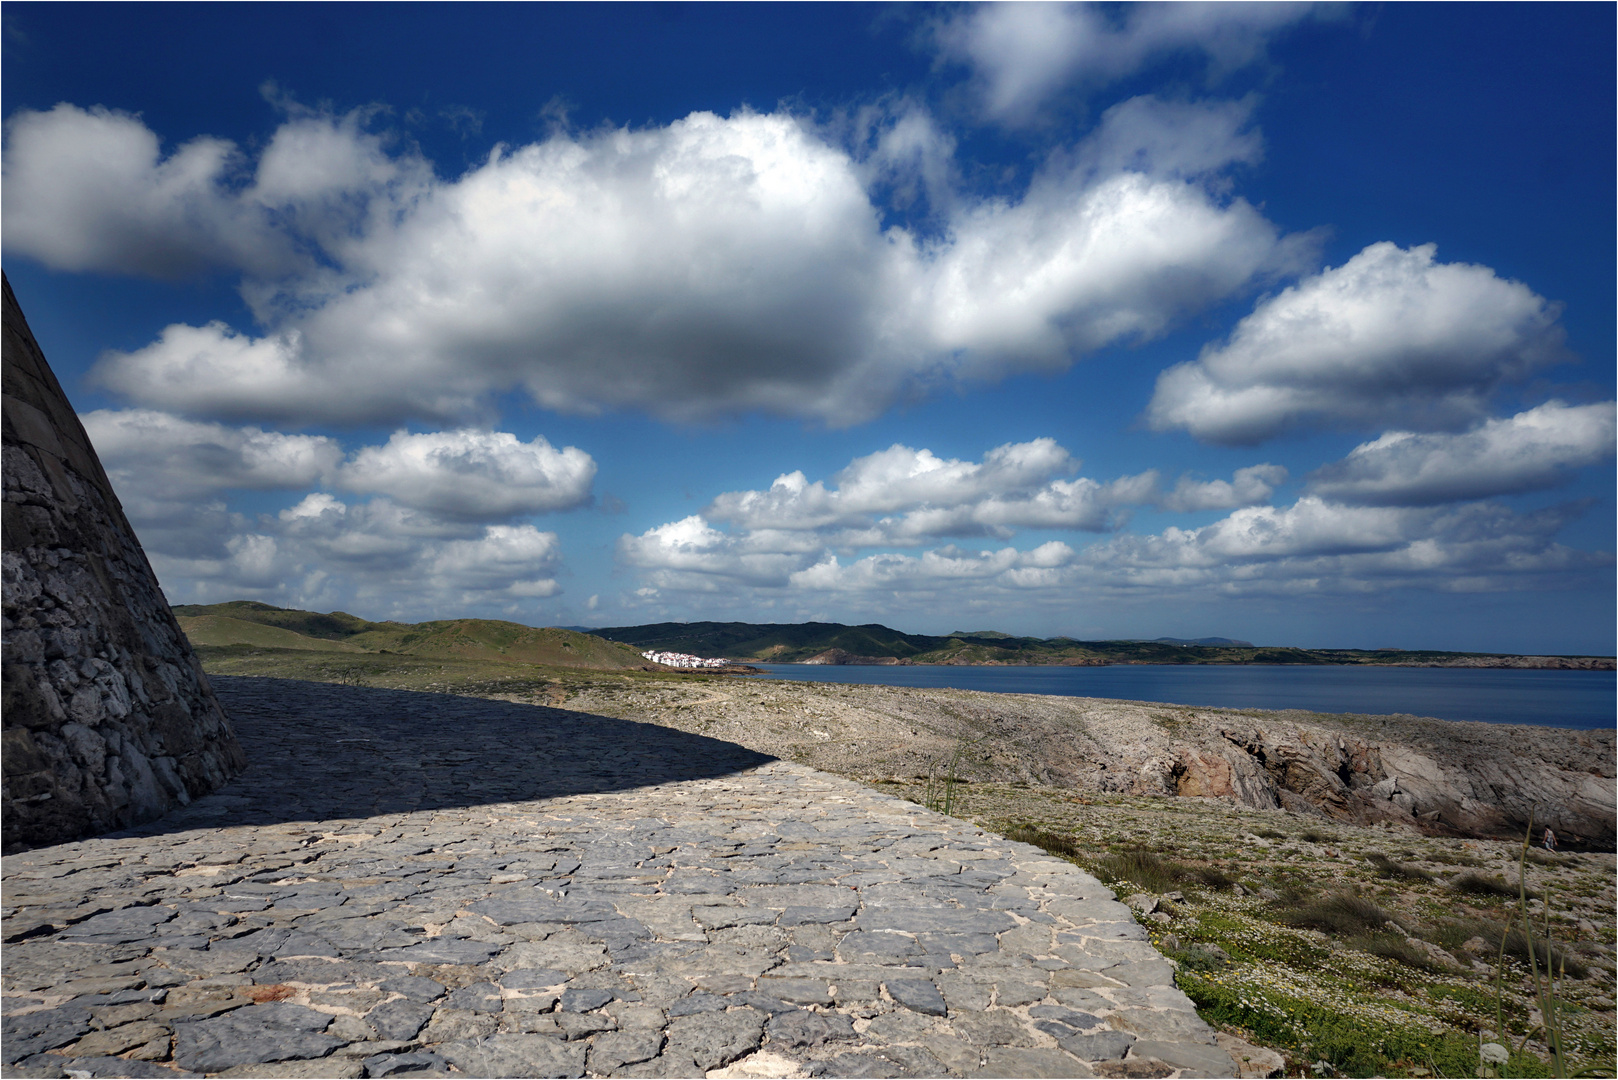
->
2 677 1233 1079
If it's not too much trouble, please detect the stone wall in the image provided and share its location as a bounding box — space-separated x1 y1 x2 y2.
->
2 274 245 852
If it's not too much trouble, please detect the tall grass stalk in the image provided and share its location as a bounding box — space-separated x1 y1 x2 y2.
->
924 739 967 816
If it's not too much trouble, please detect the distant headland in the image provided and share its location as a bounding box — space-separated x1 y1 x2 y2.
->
587 620 1614 670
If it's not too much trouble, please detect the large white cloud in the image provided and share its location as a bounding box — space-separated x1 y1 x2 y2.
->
1147 242 1569 444
1307 401 1616 506
932 2 1334 124
3 100 1306 426
338 429 596 520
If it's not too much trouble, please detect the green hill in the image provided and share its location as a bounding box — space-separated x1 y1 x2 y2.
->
177 614 371 652
174 602 652 671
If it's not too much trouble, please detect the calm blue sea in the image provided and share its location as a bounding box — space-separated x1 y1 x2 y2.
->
741 663 1616 729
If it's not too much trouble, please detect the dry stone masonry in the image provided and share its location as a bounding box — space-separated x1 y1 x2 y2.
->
2 275 245 853
1 678 1236 1078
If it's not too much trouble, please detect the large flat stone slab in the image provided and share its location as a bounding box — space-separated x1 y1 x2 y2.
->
1 678 1229 1077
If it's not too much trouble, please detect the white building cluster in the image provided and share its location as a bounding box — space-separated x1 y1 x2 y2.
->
642 650 732 668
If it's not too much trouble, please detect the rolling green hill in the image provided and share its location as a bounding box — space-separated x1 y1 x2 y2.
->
174 602 653 671
177 614 372 652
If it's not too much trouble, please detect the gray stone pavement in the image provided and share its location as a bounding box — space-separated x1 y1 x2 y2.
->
2 677 1233 1079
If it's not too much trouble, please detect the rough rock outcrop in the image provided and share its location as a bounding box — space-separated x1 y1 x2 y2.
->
555 679 1618 849
2 274 245 852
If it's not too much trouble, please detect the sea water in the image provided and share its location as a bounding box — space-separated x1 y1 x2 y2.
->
741 663 1615 729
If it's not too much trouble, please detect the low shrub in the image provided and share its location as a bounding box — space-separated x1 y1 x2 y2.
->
1001 823 1082 861
1367 852 1435 882
1451 872 1540 900
1278 891 1394 936
1345 931 1440 973
1429 917 1588 979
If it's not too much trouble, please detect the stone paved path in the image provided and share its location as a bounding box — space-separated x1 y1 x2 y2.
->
2 678 1233 1079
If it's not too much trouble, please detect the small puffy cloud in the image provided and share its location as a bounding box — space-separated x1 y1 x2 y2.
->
154 498 566 618
702 439 1155 546
87 412 592 525
338 429 595 520
83 408 342 497
1159 463 1287 513
83 416 586 618
425 525 562 598
617 516 813 589
790 541 1078 594
14 101 1308 426
1308 401 1616 506
933 2 1332 124
1147 242 1568 444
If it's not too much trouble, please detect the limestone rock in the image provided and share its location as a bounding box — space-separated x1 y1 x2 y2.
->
2 274 245 851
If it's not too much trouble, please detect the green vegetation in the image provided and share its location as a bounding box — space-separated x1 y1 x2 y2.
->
872 781 1617 1079
176 601 654 671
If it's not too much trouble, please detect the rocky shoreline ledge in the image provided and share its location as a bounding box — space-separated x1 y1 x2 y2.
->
541 678 1616 851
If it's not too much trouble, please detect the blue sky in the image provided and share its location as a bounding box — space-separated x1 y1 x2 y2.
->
4 3 1613 653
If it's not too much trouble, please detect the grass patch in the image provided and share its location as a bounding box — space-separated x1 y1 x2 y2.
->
1094 848 1236 893
1180 972 1552 1079
1367 852 1435 882
1451 872 1541 901
1345 931 1441 973
1001 823 1083 861
1277 891 1394 935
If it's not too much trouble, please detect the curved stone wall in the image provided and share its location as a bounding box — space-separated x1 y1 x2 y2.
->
2 274 245 852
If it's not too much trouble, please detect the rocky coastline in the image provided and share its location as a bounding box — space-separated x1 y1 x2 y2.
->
541 677 1616 851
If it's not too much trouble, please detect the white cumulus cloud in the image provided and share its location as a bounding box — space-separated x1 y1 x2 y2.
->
83 408 342 496
0 101 1307 426
1147 242 1569 444
1159 464 1288 513
933 2 1334 124
338 429 596 520
1307 401 1617 505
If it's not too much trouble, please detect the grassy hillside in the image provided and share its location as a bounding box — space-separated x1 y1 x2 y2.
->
178 614 371 653
172 600 398 640
173 602 652 671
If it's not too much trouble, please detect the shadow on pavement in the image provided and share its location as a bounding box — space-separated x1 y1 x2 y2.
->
116 676 775 839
